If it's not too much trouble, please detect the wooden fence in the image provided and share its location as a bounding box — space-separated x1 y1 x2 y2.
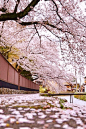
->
0 53 39 91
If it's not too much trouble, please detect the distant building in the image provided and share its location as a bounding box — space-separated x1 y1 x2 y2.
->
84 77 86 92
64 82 80 92
84 77 86 84
64 82 72 91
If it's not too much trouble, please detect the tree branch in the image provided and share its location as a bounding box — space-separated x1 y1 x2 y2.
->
20 20 73 36
14 0 20 13
34 24 41 47
0 8 7 12
0 0 40 21
26 32 37 51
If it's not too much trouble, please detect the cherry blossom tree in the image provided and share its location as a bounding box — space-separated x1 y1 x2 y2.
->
0 0 86 91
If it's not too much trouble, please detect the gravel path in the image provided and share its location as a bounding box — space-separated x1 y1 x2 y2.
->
0 94 86 129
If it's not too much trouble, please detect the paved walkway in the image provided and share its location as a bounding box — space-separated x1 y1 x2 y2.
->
0 94 86 129
58 96 86 106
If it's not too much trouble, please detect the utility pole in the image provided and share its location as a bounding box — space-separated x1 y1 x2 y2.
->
80 72 81 92
75 69 77 92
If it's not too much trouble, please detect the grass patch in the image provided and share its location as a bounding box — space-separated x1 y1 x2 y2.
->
12 104 54 110
59 98 67 103
59 98 72 109
13 105 29 108
59 99 64 109
74 93 86 101
40 93 54 97
59 98 67 109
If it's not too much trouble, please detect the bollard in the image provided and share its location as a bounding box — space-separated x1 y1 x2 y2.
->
70 95 73 103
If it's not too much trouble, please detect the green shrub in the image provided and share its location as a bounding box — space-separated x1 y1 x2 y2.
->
39 86 48 93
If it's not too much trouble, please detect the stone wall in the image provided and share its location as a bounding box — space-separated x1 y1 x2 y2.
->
0 88 39 94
